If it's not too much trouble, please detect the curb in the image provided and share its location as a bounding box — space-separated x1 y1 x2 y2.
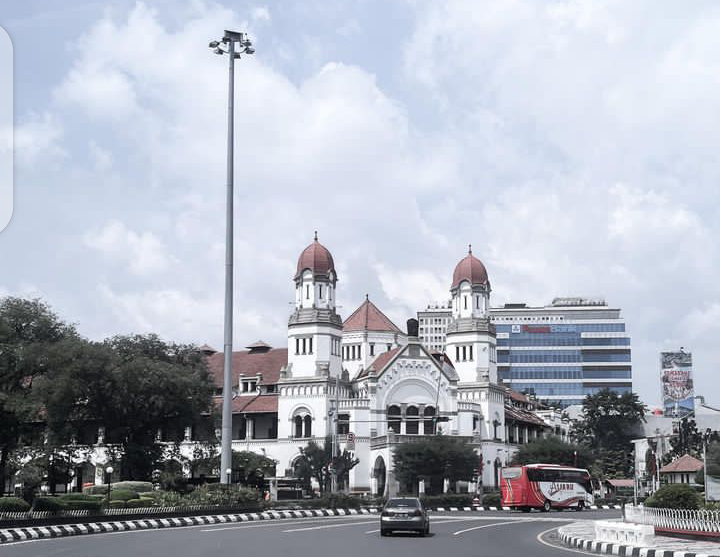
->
0 505 623 545
0 508 376 544
559 529 720 557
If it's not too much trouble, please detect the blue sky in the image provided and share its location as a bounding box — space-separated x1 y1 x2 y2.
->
1 0 720 408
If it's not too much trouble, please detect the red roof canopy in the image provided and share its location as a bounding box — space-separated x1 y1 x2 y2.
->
343 297 402 334
660 454 704 474
206 348 287 387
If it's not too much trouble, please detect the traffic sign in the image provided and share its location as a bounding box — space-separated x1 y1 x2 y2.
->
346 432 355 451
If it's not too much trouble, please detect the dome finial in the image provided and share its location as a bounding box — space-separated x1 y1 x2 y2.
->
468 243 472 255
314 230 318 242
365 293 369 301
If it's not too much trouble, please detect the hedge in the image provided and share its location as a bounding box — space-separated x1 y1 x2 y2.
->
645 484 700 510
0 497 31 512
32 497 66 512
125 498 155 508
481 492 502 507
62 499 103 512
420 494 474 508
83 481 153 495
109 489 140 502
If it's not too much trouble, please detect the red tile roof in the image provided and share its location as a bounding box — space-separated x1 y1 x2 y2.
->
356 346 403 379
660 454 704 474
207 348 287 387
214 394 279 414
295 235 335 280
451 246 489 289
606 479 634 488
343 297 403 333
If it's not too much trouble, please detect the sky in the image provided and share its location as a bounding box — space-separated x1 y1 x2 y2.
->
1 0 719 408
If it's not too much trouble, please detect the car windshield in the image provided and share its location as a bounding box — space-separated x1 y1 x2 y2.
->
386 498 419 508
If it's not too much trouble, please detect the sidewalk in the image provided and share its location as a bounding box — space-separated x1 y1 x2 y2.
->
559 520 720 557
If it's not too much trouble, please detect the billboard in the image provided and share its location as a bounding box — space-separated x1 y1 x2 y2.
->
661 351 694 417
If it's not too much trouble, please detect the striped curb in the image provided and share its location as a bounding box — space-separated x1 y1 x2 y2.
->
559 529 720 557
0 508 375 544
0 505 623 544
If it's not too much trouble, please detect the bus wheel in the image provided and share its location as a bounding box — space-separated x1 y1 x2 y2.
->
575 501 584 512
542 500 551 512
520 506 530 513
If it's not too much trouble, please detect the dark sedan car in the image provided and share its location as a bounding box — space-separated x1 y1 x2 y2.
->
380 497 430 537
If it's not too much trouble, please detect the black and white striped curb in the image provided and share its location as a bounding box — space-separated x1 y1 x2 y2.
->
559 529 720 557
432 504 622 512
0 508 375 544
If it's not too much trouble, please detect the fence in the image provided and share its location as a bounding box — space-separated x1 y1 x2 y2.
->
624 504 720 537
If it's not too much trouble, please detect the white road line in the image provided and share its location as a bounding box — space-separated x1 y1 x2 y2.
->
283 520 376 533
453 519 536 536
200 515 369 532
365 529 380 534
535 526 593 555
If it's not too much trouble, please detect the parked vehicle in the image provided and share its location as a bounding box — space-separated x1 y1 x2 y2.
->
380 497 430 536
500 464 594 512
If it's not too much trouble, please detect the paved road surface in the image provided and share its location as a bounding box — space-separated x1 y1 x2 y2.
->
1 509 620 557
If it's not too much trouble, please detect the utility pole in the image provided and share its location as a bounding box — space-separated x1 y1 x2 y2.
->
331 374 340 493
208 30 254 484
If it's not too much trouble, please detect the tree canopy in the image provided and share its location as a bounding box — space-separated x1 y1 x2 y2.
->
293 439 359 493
510 435 592 469
392 436 478 495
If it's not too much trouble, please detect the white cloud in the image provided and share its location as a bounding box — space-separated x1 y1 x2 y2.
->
251 6 270 22
11 113 64 165
84 220 177 277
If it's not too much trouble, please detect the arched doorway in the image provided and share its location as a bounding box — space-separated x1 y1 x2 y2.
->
373 456 386 497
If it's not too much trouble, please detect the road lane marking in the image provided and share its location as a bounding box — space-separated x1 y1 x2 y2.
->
200 515 372 532
365 529 380 534
535 526 593 555
452 519 537 536
283 520 376 532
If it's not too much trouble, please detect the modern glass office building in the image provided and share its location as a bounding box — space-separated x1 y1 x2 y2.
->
490 297 632 407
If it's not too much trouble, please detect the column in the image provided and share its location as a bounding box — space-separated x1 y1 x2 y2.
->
245 416 253 440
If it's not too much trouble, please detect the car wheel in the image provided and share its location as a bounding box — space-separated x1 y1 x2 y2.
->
381 529 390 537
542 500 551 512
425 523 430 536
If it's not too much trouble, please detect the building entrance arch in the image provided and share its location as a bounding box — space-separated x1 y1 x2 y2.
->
372 456 386 497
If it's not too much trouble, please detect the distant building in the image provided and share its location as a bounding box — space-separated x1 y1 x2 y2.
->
659 454 704 486
490 298 632 407
417 303 452 353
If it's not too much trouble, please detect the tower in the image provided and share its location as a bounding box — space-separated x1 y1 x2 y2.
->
287 232 343 378
445 245 497 384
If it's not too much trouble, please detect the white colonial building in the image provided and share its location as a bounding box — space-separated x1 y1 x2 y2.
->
33 237 568 497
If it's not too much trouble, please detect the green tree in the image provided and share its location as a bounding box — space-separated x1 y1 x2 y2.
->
510 435 592 468
192 450 277 486
571 389 646 477
295 441 331 493
393 436 478 495
645 483 699 509
35 334 215 480
0 297 77 492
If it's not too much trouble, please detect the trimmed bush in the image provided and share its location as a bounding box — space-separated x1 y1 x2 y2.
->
421 494 474 508
109 489 139 502
184 485 260 509
62 499 103 512
125 498 155 508
32 497 66 512
645 484 699 510
83 481 153 495
0 497 31 512
481 492 502 507
59 493 97 501
109 500 126 508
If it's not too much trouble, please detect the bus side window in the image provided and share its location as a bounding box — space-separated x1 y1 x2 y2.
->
527 469 540 482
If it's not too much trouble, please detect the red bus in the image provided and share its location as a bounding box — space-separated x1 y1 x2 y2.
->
500 464 594 512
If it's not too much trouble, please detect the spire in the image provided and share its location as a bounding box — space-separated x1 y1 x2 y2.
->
468 243 472 255
314 230 318 242
365 293 369 301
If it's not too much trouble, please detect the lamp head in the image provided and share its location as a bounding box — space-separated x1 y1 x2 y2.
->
209 40 220 48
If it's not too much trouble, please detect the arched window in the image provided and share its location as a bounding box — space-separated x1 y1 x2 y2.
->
424 406 436 435
405 406 419 434
294 415 303 438
387 405 401 434
303 415 312 438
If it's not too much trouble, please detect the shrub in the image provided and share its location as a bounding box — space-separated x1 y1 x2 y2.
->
645 484 699 510
160 473 190 494
0 497 31 512
32 497 66 512
125 498 154 508
109 500 126 508
184 485 260 509
421 494 474 508
481 492 502 507
151 490 184 507
62 499 103 512
59 493 97 501
82 481 153 495
109 489 139 502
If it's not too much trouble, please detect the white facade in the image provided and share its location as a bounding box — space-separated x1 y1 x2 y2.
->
48 241 567 496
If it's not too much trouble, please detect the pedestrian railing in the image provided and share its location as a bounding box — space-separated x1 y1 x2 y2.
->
624 504 720 536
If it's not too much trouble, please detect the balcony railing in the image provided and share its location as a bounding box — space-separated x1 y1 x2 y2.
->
370 434 481 450
624 504 720 537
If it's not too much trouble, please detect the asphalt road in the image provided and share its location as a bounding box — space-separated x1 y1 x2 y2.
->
1 509 621 557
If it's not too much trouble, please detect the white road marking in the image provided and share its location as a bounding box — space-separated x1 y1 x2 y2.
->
365 529 380 534
200 515 372 532
283 520 376 533
452 519 537 536
535 525 593 555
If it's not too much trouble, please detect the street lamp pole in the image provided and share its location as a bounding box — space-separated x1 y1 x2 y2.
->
105 466 114 508
209 30 254 484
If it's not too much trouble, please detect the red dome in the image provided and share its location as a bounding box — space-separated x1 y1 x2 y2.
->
451 246 489 289
295 233 336 280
